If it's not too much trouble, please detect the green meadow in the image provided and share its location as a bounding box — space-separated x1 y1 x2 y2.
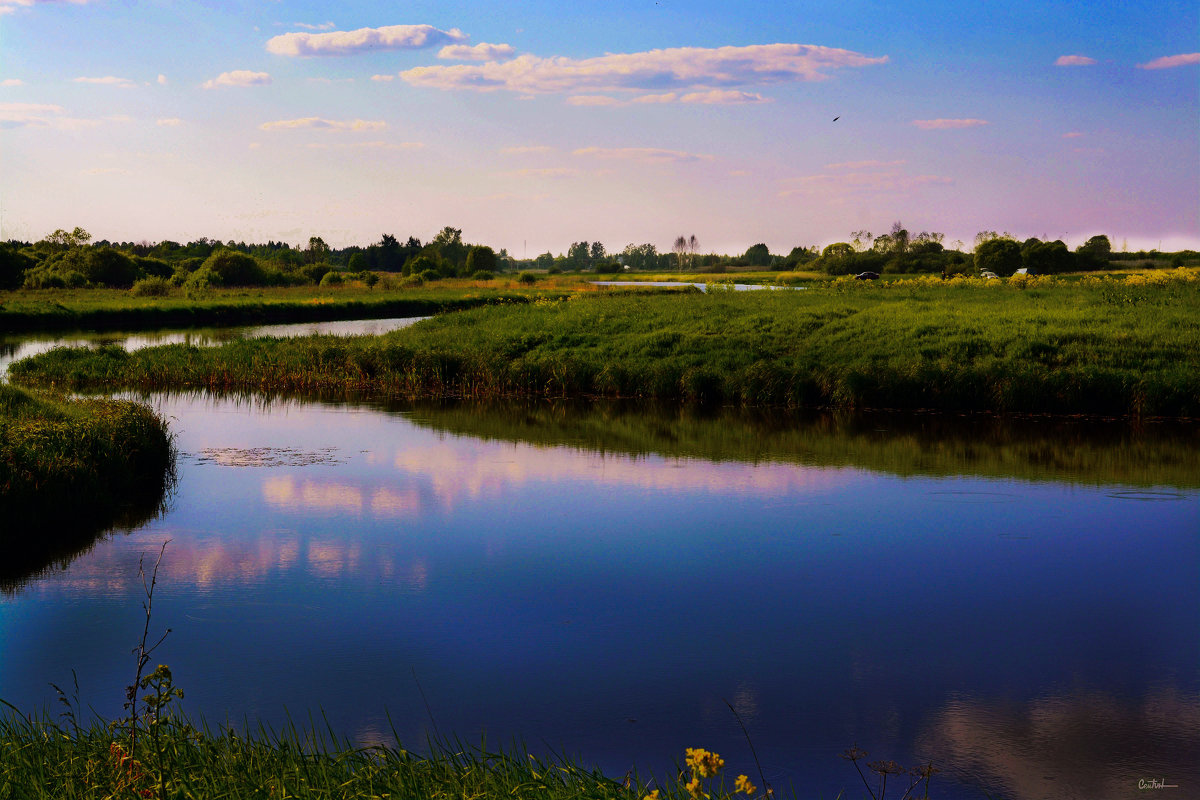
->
12 271 1200 417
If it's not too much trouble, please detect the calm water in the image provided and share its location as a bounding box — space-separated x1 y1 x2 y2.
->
1 327 1197 800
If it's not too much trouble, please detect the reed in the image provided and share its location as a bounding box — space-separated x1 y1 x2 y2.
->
10 273 1200 417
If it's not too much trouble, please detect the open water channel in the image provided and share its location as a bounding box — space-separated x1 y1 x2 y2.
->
1 319 1197 800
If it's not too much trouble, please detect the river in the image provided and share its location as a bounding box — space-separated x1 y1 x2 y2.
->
1 320 1197 800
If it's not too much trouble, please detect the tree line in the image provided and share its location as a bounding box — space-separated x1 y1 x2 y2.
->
1 223 1193 292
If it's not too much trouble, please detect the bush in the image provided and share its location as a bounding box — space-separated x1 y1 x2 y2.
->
465 245 496 275
134 256 173 279
0 244 32 289
517 271 537 284
183 267 221 298
319 271 344 287
202 249 265 286
547 266 562 275
130 277 171 297
85 247 138 287
471 270 494 281
419 269 441 283
974 238 1022 277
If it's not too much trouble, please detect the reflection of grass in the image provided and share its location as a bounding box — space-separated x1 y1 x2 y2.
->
11 277 1200 416
0 385 174 591
394 400 1200 489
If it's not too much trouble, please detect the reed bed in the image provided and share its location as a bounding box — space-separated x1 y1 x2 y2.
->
0 709 772 800
10 273 1200 417
0 385 175 531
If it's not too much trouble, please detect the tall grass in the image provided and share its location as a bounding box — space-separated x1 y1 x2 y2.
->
0 385 175 590
10 274 1200 417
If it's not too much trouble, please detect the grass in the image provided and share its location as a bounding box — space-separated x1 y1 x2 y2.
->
11 271 1200 418
0 282 581 333
0 385 175 590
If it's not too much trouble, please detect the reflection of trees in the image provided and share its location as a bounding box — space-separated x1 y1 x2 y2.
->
921 689 1200 800
388 399 1200 489
0 479 174 594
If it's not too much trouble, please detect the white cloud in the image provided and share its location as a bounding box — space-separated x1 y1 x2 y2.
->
307 77 355 84
400 43 887 95
294 21 336 31
678 89 770 104
157 74 168 85
72 75 136 88
779 169 952 199
438 42 515 61
0 101 65 127
259 117 386 132
1055 55 1097 66
1 78 24 86
501 167 581 178
911 118 988 130
81 166 131 176
305 140 423 150
566 95 622 106
824 159 907 169
573 146 713 164
500 145 552 154
1 0 95 14
157 117 183 126
370 74 396 82
266 24 466 57
1137 53 1200 70
202 70 272 89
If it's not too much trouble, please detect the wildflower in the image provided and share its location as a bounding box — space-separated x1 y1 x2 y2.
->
644 790 661 800
685 776 706 799
684 747 724 778
735 774 757 795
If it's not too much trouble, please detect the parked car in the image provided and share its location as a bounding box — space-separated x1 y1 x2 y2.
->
980 270 999 279
855 271 880 280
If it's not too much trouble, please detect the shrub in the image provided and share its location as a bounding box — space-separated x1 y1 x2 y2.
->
85 247 138 287
517 271 537 284
201 249 265 286
419 269 441 283
130 277 171 297
465 245 496 275
318 271 344 287
974 238 1022 277
471 270 494 281
183 267 221 298
547 266 562 275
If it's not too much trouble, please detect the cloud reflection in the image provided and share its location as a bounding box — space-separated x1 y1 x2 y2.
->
922 688 1200 800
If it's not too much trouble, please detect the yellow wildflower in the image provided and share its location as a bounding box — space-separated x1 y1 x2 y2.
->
735 775 757 795
685 776 706 799
684 748 724 778
644 791 661 800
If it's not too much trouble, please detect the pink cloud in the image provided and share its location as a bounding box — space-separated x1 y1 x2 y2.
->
911 118 989 130
1137 53 1200 70
824 159 906 169
1055 55 1097 66
1061 131 1084 138
266 24 466 57
400 43 888 94
438 42 514 61
573 146 713 164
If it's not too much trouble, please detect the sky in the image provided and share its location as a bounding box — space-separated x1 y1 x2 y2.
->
1 0 1197 256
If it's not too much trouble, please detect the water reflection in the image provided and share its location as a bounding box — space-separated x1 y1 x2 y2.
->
923 688 1200 800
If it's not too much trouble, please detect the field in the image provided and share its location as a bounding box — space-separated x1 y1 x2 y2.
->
11 270 1200 418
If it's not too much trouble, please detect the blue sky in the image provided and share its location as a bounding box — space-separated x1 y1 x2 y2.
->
1 0 1196 255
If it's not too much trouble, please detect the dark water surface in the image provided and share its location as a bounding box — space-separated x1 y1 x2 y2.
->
1 329 1198 800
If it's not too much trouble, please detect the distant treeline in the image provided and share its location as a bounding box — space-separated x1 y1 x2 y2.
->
2 222 1196 292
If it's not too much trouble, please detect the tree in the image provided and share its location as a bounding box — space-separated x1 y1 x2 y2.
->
0 243 31 289
620 243 657 271
465 245 496 275
974 237 1022 276
1023 239 1074 274
40 226 92 253
202 249 264 286
673 236 688 271
589 241 606 263
306 236 330 265
1076 234 1112 270
85 247 138 287
743 243 771 267
431 226 466 269
567 241 591 271
687 235 698 268
850 230 873 253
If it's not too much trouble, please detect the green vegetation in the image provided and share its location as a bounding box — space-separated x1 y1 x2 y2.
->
11 271 1200 417
0 285 564 333
0 385 175 589
400 400 1200 489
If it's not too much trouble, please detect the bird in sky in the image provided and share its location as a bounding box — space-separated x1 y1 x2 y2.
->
833 116 840 122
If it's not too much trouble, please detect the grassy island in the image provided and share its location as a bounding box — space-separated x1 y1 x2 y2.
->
11 272 1200 418
0 385 174 585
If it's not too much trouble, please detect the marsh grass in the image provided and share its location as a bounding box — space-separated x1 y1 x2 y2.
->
0 385 175 589
12 273 1200 417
